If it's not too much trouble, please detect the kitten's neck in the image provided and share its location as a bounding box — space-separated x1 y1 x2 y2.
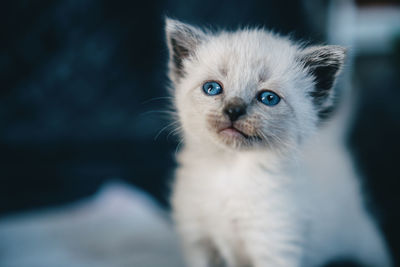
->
177 138 294 173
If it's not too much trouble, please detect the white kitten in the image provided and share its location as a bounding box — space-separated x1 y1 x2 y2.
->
165 18 392 267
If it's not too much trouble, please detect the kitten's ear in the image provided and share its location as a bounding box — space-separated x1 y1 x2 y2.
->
299 45 347 119
165 18 206 83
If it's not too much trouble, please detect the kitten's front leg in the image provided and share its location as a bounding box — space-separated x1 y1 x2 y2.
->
243 229 304 267
182 238 221 267
239 201 305 267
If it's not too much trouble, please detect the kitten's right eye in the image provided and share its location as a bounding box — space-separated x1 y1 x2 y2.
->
257 90 281 106
202 81 223 96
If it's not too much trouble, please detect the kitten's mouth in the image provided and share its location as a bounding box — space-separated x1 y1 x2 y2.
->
219 126 250 139
212 120 263 147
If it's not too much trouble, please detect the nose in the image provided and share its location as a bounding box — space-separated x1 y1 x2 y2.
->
223 98 247 122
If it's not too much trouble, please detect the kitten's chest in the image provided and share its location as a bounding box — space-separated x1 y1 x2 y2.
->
193 162 257 259
176 157 279 237
174 155 298 264
200 164 252 224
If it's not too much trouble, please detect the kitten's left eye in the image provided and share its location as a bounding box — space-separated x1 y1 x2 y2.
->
202 81 223 96
257 91 281 106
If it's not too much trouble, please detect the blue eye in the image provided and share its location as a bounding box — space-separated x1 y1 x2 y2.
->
257 91 281 106
202 81 223 96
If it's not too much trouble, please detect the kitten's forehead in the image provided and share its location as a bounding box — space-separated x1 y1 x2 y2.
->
195 30 298 97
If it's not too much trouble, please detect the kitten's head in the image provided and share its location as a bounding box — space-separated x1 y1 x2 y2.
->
165 18 346 153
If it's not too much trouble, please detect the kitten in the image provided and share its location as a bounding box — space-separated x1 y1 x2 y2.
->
165 18 392 267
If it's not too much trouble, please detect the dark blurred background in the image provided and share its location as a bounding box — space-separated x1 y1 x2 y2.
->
1 0 399 265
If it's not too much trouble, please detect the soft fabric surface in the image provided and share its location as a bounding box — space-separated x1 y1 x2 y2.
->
0 182 184 267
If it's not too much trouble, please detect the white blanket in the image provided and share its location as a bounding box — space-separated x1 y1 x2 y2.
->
0 182 184 267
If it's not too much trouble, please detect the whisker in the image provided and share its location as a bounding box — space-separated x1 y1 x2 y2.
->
139 109 175 117
141 96 174 105
139 110 176 118
167 125 182 140
175 138 184 156
154 121 178 140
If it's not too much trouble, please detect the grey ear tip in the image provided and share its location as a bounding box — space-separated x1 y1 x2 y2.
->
165 17 180 31
331 45 348 57
341 47 349 56
336 46 348 62
336 45 347 53
165 17 187 30
165 16 175 24
323 45 348 61
165 17 175 27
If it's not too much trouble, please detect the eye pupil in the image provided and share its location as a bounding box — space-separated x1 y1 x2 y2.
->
258 91 280 106
203 81 223 96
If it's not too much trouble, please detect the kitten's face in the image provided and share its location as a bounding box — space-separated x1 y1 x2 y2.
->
166 19 345 153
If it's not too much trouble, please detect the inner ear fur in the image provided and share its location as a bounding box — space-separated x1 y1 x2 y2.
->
299 45 347 119
165 18 206 83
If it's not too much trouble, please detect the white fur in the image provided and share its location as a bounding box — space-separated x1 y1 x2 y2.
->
166 18 392 267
